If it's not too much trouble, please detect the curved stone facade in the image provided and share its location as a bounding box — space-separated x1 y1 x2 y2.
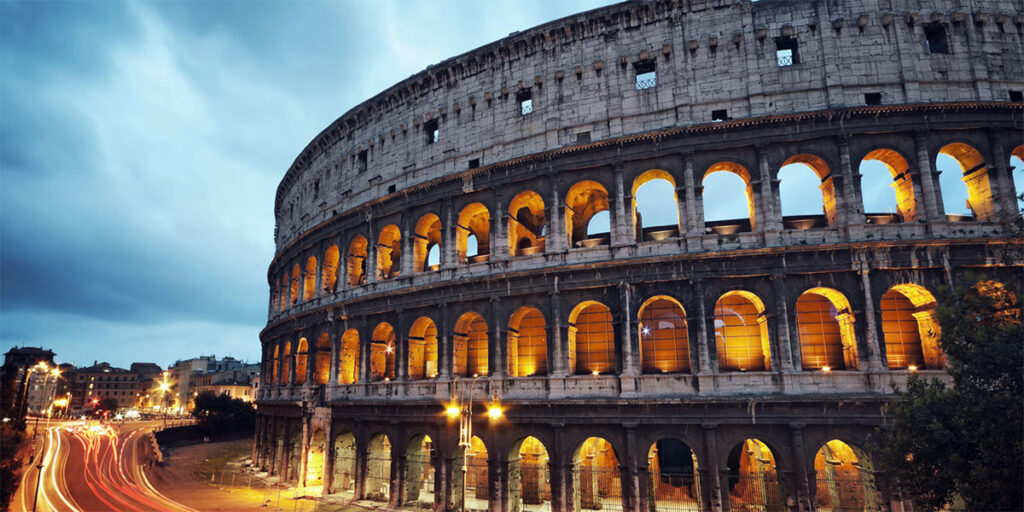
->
257 1 1024 511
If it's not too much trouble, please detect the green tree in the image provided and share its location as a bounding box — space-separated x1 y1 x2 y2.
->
191 391 255 435
880 278 1023 511
0 423 27 510
95 397 119 413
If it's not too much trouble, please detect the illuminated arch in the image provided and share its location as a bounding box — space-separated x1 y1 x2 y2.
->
647 438 701 510
508 191 546 256
290 263 301 305
454 436 489 510
338 329 360 384
1012 146 1024 212
366 433 392 502
294 338 309 385
860 149 917 222
331 432 357 496
938 142 995 221
303 256 317 301
572 437 622 510
347 235 368 286
370 322 396 381
814 440 880 512
272 345 280 385
377 225 402 279
508 307 547 377
454 312 488 377
322 245 340 294
282 341 292 385
457 203 490 264
403 435 435 505
568 301 615 375
306 427 327 486
279 275 288 311
413 214 442 273
632 169 680 241
727 439 786 511
314 333 331 385
508 436 551 511
703 162 756 232
714 291 771 371
638 296 691 374
408 317 439 380
566 180 610 247
780 154 836 226
797 288 858 370
881 284 942 369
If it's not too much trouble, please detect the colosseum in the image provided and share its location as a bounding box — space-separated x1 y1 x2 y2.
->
255 0 1024 510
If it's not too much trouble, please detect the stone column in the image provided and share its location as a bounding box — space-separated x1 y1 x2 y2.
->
611 164 632 247
390 435 403 508
490 297 505 378
312 243 325 299
328 319 342 389
358 318 372 385
682 151 703 237
305 329 317 386
618 281 640 377
355 430 368 499
299 413 311 485
493 457 509 512
395 308 409 381
548 171 567 254
550 426 569 512
492 191 508 262
623 426 641 512
702 424 724 512
400 211 414 277
550 290 567 377
443 198 457 270
322 420 335 495
695 279 713 375
913 131 943 221
438 303 452 380
858 263 884 371
789 424 811 512
838 136 865 226
771 274 796 372
987 129 1016 218
366 239 378 284
756 143 782 232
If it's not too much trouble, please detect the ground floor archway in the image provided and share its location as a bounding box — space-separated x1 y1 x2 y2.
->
305 427 326 487
647 438 701 511
403 434 435 506
813 440 879 512
573 437 622 511
727 439 785 512
452 436 489 511
510 436 551 512
366 433 392 502
331 432 356 498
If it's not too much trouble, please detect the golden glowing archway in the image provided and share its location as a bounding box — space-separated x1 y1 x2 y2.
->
814 440 879 512
573 437 622 510
370 322 396 381
648 438 701 509
454 312 488 377
306 428 327 486
568 301 615 375
377 225 402 279
862 149 917 221
294 338 309 385
457 203 490 264
347 235 368 286
408 316 439 380
638 295 690 374
272 345 280 385
714 291 771 371
727 439 785 511
508 307 547 377
290 263 301 306
338 329 359 384
509 436 551 511
703 162 756 231
508 191 546 256
322 245 340 294
314 333 331 385
939 142 994 220
303 256 317 301
797 288 858 370
881 284 941 369
413 214 442 273
282 341 293 385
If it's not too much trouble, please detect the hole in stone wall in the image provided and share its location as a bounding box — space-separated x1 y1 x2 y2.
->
864 92 882 105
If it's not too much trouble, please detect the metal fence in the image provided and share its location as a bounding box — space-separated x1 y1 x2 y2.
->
576 466 624 511
636 77 657 90
728 474 785 512
815 477 869 512
649 468 702 512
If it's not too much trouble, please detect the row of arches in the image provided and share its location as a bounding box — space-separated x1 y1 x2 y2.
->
264 281 1019 387
272 144 1022 313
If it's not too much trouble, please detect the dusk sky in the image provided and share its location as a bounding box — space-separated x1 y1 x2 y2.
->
2 1 1020 370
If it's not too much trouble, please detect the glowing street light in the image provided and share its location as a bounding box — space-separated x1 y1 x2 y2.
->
444 375 503 512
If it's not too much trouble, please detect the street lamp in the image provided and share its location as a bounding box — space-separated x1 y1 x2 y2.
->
445 375 502 512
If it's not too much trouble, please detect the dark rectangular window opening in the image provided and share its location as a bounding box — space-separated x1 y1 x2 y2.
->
387 184 396 194
424 118 439 144
864 93 882 106
358 150 368 173
576 131 591 144
1010 90 1023 102
924 23 949 54
775 36 800 66
634 60 656 90
712 109 729 122
517 89 533 116
468 158 480 169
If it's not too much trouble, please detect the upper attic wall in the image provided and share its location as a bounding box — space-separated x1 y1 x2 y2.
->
273 0 1024 251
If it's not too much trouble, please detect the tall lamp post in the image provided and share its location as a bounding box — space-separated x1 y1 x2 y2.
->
445 375 502 512
159 371 171 429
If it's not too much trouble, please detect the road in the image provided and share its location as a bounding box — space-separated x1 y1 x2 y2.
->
14 420 198 512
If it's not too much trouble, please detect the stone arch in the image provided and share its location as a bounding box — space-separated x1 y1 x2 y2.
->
779 154 836 227
338 329 360 384
271 344 280 385
860 148 917 222
508 436 551 512
572 437 623 511
303 256 317 301
632 169 680 242
796 287 858 371
568 300 615 375
370 322 396 381
277 275 286 311
637 295 691 374
508 190 546 256
408 316 439 380
306 427 327 487
454 312 489 377
703 161 756 233
331 431 357 496
347 235 368 286
566 180 611 247
1011 146 1024 212
647 437 701 511
314 332 331 385
290 263 301 305
282 341 292 385
714 290 771 372
457 202 490 264
377 224 402 279
938 142 995 220
322 245 340 294
813 440 879 512
294 338 308 385
881 284 942 370
726 439 786 511
508 306 548 377
366 433 393 502
453 436 489 511
403 434 435 506
414 213 442 273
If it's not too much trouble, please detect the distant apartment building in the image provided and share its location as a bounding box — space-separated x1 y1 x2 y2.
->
67 362 138 412
170 355 257 410
0 346 56 416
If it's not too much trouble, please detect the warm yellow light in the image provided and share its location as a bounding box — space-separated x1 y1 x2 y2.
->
446 405 460 418
385 345 393 354
159 382 171 392
907 365 918 372
821 365 831 373
487 403 502 420
53 398 68 407
591 370 600 376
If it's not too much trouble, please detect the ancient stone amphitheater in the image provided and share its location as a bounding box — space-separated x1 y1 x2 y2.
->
254 1 1024 510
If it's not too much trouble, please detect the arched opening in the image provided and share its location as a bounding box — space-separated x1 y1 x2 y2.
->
306 428 327 487
508 307 548 377
638 296 691 374
282 341 292 385
370 323 396 381
286 427 302 482
881 284 942 370
938 142 994 221
414 214 442 273
568 301 615 375
508 191 546 256
294 338 309 385
366 434 393 502
338 329 359 384
632 170 680 242
290 263 301 305
566 180 610 248
303 256 317 301
278 275 287 311
573 437 622 511
647 438 701 511
408 317 439 380
714 291 771 372
404 435 435 506
453 436 489 511
454 312 489 377
509 436 551 512
314 333 331 385
322 245 340 294
331 432 357 497
780 155 835 228
814 440 879 512
377 224 402 279
347 235 368 286
1012 147 1023 211
703 162 755 234
457 203 491 264
860 149 916 223
796 288 858 371
727 439 785 511
272 345 280 385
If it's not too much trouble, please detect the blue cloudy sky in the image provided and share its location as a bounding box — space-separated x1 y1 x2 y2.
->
2 1 1020 370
